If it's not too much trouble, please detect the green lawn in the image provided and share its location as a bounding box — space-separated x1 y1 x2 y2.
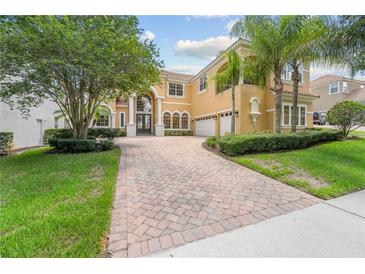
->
0 147 120 258
232 139 365 199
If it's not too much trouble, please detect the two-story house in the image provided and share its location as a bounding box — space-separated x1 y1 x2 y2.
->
100 39 317 137
311 74 365 114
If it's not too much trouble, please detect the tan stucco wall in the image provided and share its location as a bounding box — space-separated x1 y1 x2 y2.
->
312 84 344 112
107 44 317 135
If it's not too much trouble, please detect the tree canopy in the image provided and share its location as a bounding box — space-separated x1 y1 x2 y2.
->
0 16 163 138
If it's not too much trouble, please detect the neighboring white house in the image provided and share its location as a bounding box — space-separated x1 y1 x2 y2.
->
0 100 64 149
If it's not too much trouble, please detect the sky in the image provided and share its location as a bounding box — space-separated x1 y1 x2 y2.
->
137 16 364 80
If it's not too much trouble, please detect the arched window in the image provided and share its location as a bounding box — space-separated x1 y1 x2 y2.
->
163 112 171 129
250 98 260 113
136 95 152 113
172 113 180 129
181 113 189 129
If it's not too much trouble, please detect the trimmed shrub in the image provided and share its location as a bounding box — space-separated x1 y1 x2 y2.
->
164 130 193 136
218 130 342 156
43 129 72 143
44 128 126 143
0 132 14 155
88 128 126 139
97 140 114 151
48 138 96 153
205 136 218 148
326 101 365 137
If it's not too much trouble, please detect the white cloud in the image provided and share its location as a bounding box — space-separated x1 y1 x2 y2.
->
168 65 203 75
224 19 239 33
174 36 238 60
184 15 228 22
141 30 156 41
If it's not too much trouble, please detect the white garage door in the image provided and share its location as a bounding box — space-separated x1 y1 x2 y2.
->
220 113 232 136
196 117 216 136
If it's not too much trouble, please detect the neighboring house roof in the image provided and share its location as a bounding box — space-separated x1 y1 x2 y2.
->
344 87 365 104
311 74 365 88
161 70 193 82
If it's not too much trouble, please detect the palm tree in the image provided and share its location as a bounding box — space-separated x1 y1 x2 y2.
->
282 16 326 132
321 16 365 76
231 16 295 133
212 50 243 134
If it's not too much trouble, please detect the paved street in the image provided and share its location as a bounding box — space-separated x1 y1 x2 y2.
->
106 136 321 257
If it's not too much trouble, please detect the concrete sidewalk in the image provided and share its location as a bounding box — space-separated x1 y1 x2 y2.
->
152 190 365 257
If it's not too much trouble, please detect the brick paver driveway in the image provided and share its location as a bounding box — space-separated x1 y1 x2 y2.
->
107 136 321 257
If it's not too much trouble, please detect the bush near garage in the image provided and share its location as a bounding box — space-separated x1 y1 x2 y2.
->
217 130 343 156
0 132 14 155
205 136 218 148
44 128 126 143
164 130 193 136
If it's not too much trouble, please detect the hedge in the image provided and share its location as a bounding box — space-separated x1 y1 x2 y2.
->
218 130 342 156
0 132 13 155
44 128 126 143
48 138 114 153
164 130 193 136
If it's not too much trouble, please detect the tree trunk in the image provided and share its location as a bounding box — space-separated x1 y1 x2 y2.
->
291 66 299 133
274 72 283 134
231 85 236 134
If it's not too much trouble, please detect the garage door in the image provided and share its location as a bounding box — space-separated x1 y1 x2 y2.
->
220 113 232 136
219 113 232 136
196 117 216 136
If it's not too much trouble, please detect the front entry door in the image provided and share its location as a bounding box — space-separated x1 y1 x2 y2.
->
136 114 151 135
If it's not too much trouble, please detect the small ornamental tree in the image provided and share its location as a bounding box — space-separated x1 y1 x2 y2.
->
326 101 365 137
0 16 163 139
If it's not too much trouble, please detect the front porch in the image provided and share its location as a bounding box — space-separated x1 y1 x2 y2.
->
126 87 165 137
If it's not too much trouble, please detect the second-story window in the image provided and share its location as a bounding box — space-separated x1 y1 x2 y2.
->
281 63 303 82
168 82 184 97
199 74 207 92
329 82 339 94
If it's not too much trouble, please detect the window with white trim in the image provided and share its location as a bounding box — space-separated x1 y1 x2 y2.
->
163 112 171 129
181 113 189 129
282 104 307 126
172 113 180 129
329 82 339 94
199 74 207 92
342 82 348 93
96 115 109 127
120 112 125 128
281 63 303 83
168 82 184 97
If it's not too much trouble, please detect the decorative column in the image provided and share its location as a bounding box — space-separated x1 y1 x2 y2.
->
111 113 116 128
127 95 136 136
155 97 164 136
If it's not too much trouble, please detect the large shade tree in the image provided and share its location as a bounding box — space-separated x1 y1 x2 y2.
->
0 16 163 138
231 16 295 133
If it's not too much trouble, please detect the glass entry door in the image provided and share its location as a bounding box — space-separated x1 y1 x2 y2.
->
136 114 152 134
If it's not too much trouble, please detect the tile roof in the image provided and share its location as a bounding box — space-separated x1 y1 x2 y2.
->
282 90 319 98
311 74 365 87
161 70 193 82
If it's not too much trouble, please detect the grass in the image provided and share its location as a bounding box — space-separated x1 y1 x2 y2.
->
232 138 365 199
0 147 120 258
